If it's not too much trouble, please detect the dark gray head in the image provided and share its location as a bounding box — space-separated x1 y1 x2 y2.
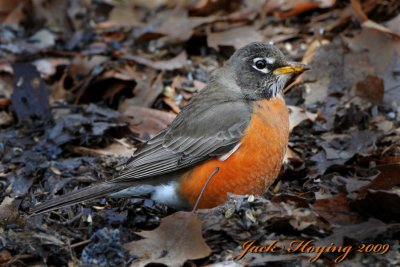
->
226 42 307 100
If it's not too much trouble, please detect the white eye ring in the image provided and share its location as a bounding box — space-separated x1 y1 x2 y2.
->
252 57 275 73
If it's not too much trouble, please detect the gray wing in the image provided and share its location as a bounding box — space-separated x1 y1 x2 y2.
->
114 89 252 182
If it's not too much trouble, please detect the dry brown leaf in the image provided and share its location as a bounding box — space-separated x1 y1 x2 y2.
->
287 105 318 132
312 194 363 225
358 164 400 195
386 14 400 36
207 26 263 51
300 35 394 107
163 97 181 113
298 38 334 105
100 64 141 81
0 249 12 265
125 52 189 71
316 218 389 247
343 26 400 104
0 72 13 101
33 58 70 79
70 55 109 77
0 111 12 125
125 70 164 108
325 0 378 31
203 261 242 267
371 116 394 133
271 0 336 19
28 29 56 51
96 4 144 28
121 105 176 138
130 8 217 44
189 0 232 16
362 20 400 39
351 0 368 22
121 0 183 9
68 142 135 158
0 197 20 226
355 75 384 103
124 211 211 267
32 0 70 32
0 0 24 24
157 14 217 43
0 0 18 13
352 188 400 220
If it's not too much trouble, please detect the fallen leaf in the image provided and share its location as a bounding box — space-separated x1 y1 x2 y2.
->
0 0 19 15
125 52 189 71
352 189 400 220
125 70 164 108
358 164 400 195
287 105 318 132
32 0 70 32
312 194 363 225
386 13 400 36
96 3 143 28
263 25 299 44
300 39 341 105
126 0 174 9
0 249 11 265
324 0 379 32
47 103 125 146
69 141 135 158
362 20 400 39
343 26 400 104
310 130 377 177
0 111 12 125
70 55 109 77
124 211 211 267
131 9 217 44
271 193 309 208
271 0 336 19
163 97 181 113
316 218 389 247
189 0 233 16
207 26 263 51
0 0 24 24
11 63 51 123
355 75 384 103
156 13 217 44
0 197 21 227
28 29 56 50
32 58 70 79
371 116 394 133
121 105 176 139
351 0 368 22
203 261 242 267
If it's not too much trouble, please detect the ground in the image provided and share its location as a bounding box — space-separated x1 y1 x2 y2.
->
0 0 399 266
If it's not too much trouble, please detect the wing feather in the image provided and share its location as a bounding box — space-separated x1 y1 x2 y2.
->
113 97 252 182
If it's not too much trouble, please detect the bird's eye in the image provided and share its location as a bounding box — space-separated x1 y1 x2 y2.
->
255 59 267 70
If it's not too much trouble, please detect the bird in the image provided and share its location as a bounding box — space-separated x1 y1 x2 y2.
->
31 42 308 214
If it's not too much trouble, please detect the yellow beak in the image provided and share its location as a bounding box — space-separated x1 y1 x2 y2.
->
273 63 310 75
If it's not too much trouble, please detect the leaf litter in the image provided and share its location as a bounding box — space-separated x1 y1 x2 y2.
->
0 0 399 266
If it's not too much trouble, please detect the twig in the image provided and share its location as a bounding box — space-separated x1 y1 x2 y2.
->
45 209 84 225
283 78 302 94
192 167 220 212
70 239 91 248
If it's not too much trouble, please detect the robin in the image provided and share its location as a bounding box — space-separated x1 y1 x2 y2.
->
31 42 308 214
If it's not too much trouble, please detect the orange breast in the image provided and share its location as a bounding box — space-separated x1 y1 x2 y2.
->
178 97 289 209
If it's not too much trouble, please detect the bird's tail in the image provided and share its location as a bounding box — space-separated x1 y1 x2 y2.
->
30 181 134 215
